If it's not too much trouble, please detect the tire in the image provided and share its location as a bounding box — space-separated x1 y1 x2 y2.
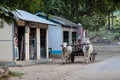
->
71 54 75 63
92 54 95 62
90 53 95 63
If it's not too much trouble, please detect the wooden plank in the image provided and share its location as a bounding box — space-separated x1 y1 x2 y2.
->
17 20 25 26
62 26 77 32
38 23 48 29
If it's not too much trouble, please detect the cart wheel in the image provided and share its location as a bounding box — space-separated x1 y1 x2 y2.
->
71 54 75 63
92 54 95 62
90 53 95 63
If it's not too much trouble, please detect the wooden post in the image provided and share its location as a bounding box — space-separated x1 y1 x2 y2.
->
46 29 49 59
36 28 40 60
20 36 24 60
25 26 30 61
69 27 72 45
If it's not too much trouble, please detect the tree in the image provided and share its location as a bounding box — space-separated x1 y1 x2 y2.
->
0 0 44 13
0 1 17 25
113 19 120 40
1 0 120 31
59 0 108 31
42 0 120 31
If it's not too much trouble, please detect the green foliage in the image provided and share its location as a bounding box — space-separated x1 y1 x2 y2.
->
0 71 24 79
1 0 120 31
42 0 66 16
0 0 44 13
0 6 17 24
0 1 17 24
78 15 106 31
59 0 118 31
114 19 120 39
9 71 24 77
89 27 114 41
60 0 120 31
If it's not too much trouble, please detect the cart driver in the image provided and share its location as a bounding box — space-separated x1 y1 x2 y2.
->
76 39 83 53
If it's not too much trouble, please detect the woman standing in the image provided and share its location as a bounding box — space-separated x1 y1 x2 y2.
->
14 35 19 61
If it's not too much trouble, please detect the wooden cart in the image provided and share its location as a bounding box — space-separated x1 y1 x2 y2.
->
70 44 97 63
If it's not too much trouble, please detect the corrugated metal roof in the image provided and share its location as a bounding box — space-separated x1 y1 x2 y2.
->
52 16 82 27
13 10 55 25
35 12 82 27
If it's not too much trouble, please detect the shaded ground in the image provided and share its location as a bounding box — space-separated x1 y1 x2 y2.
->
9 44 120 80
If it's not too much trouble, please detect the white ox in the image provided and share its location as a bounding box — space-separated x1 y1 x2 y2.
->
82 38 94 63
61 42 72 63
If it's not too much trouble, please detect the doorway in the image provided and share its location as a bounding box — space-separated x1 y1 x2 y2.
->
29 28 37 60
18 26 25 60
63 31 69 43
40 29 46 58
72 32 77 43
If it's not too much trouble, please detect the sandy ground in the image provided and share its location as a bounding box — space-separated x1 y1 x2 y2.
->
9 44 120 80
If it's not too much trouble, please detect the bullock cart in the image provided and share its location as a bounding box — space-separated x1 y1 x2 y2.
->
61 40 97 64
70 43 97 63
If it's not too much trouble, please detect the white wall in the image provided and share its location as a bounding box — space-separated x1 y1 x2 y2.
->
0 21 13 62
48 24 62 54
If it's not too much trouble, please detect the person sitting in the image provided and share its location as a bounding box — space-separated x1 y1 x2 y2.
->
76 39 83 54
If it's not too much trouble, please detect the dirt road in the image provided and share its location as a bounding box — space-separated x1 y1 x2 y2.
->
9 44 120 80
